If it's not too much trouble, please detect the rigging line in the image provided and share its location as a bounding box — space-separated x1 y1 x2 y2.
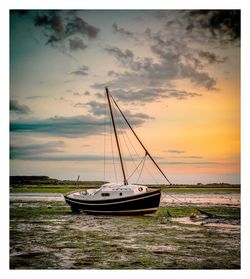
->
109 112 118 183
136 155 147 184
111 98 129 183
122 127 154 184
111 103 157 185
112 101 146 185
120 125 155 184
121 128 146 185
112 104 142 161
119 115 142 162
111 99 129 181
116 110 158 185
114 111 159 186
110 100 151 185
112 103 144 181
162 191 220 218
106 87 127 185
117 113 148 183
117 116 137 163
103 92 107 182
127 154 146 181
144 158 159 184
110 93 171 185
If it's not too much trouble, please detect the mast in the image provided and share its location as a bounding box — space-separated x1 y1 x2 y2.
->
105 87 128 185
109 93 172 185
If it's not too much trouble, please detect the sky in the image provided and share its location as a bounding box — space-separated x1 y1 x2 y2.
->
9 9 241 184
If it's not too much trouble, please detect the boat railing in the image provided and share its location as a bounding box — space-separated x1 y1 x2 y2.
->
64 189 87 197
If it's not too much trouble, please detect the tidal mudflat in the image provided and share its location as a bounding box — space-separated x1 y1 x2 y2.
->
10 191 240 269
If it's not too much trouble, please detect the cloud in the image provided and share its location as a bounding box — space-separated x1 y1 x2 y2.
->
105 46 155 74
74 102 85 108
86 101 106 116
33 11 99 50
93 86 201 103
164 89 202 100
10 115 104 137
160 161 219 165
71 65 89 76
69 37 87 51
10 139 151 161
104 11 239 98
34 14 65 45
112 23 136 39
179 64 217 90
95 92 103 99
10 111 152 138
103 45 217 91
11 10 29 17
155 10 240 46
64 79 74 83
173 156 203 159
187 10 240 44
10 139 144 162
85 100 155 124
99 12 239 100
150 10 174 20
11 154 105 161
124 111 154 121
12 115 102 137
26 95 49 100
166 149 186 154
10 100 32 114
149 36 218 90
104 46 134 66
73 91 90 96
198 51 227 64
10 153 137 162
109 87 145 102
65 15 99 39
164 150 203 159
10 141 66 159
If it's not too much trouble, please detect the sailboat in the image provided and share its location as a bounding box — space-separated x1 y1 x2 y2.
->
64 87 171 215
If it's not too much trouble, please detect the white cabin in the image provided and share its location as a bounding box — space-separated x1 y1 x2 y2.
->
70 182 148 201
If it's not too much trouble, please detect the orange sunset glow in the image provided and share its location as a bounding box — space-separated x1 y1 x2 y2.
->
10 10 240 184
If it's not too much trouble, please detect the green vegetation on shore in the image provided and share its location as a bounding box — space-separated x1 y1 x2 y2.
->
10 176 104 187
10 176 240 194
10 199 240 269
9 201 240 220
10 186 240 194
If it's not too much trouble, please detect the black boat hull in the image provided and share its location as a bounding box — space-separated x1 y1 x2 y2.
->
64 189 161 215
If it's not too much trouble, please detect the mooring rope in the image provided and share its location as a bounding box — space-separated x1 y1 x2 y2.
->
163 190 221 218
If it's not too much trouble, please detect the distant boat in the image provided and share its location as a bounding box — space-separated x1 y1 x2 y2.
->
64 87 171 215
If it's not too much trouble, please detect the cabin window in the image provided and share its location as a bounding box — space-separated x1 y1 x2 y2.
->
119 193 122 196
101 193 110 197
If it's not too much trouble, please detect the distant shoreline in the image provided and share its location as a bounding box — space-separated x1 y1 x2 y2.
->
9 175 240 195
9 175 240 189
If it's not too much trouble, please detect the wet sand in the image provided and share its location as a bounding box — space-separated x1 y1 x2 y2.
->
10 191 240 206
10 192 64 202
10 191 240 269
161 192 240 206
